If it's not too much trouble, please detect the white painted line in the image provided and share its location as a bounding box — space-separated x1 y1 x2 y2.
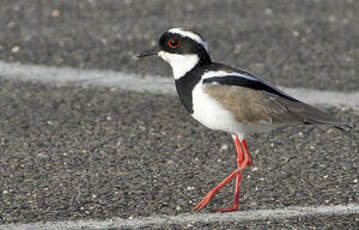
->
0 61 175 95
0 61 358 108
2 204 359 229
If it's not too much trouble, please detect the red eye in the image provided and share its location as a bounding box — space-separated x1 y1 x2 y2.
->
168 38 181 49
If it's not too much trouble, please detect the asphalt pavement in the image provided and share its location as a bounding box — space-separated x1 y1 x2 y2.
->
0 0 359 229
0 0 358 91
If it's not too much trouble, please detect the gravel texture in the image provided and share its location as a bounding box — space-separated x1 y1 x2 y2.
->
0 79 358 228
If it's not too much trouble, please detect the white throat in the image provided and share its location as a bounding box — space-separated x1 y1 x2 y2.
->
158 51 199 80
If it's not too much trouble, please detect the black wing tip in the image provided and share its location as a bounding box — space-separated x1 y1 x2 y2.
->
303 119 355 137
335 122 355 131
334 122 356 138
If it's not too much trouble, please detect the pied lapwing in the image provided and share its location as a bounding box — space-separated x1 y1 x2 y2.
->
136 28 349 212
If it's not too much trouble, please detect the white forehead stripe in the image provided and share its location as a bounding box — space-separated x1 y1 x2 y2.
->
169 28 208 52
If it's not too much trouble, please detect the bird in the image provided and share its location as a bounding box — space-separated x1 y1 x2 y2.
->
136 27 349 212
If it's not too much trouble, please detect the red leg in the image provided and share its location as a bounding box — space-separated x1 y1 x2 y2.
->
215 136 251 212
193 135 252 212
214 171 242 212
241 139 253 168
233 135 244 166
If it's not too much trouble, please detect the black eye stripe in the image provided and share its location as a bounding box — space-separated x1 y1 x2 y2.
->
158 32 209 58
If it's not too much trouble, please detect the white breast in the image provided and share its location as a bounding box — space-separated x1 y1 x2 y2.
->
191 82 246 139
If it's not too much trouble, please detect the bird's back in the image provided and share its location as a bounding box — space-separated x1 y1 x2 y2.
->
201 62 347 128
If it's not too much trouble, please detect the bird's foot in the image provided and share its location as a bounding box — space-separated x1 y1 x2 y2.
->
193 190 216 210
192 169 240 211
212 204 239 212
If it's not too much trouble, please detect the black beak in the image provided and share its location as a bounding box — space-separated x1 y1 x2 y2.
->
136 47 159 58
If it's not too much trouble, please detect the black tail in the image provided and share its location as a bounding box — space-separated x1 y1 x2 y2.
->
289 101 355 137
334 123 355 138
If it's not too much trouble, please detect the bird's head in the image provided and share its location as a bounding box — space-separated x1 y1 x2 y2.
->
137 28 211 79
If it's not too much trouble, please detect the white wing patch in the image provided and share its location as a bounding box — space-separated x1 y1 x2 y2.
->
169 28 209 52
202 70 259 82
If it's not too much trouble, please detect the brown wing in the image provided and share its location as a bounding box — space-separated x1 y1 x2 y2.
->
203 84 344 126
